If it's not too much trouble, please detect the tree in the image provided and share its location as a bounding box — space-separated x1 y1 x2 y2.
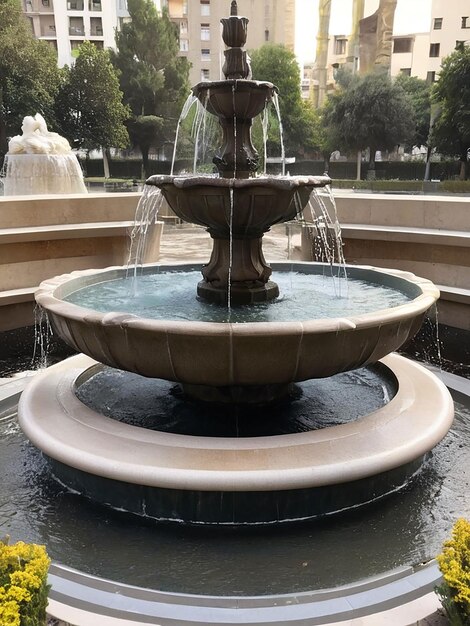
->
110 0 190 175
126 115 165 177
394 73 431 150
0 0 61 161
324 72 415 178
55 41 130 176
250 44 320 156
431 43 470 180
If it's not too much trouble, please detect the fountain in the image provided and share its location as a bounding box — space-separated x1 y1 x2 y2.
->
1 113 87 195
17 0 453 524
1 2 465 621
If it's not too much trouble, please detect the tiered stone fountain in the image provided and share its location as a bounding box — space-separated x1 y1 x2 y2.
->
18 1 453 528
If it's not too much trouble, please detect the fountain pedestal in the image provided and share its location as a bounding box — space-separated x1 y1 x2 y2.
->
198 236 278 304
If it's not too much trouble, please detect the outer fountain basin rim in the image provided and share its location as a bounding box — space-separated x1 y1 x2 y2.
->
34 262 439 385
145 174 332 190
35 261 439 333
17 353 453 492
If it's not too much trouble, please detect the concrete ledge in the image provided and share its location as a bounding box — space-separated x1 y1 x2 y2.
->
334 193 470 232
0 221 134 243
340 224 470 248
0 192 141 227
45 559 442 625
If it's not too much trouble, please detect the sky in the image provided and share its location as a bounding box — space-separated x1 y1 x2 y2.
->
295 0 433 64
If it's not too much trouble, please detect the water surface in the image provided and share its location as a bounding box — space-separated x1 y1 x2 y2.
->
64 271 412 323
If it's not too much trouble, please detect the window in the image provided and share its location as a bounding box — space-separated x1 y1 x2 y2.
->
265 29 269 41
70 39 84 57
462 16 469 28
180 39 188 52
67 0 84 9
433 17 442 29
429 43 440 57
200 0 210 17
119 16 131 29
42 0 50 6
426 71 436 83
69 16 84 35
393 38 412 53
180 20 188 35
90 16 102 35
201 23 210 40
201 68 210 81
400 68 411 76
456 40 465 49
201 48 210 60
89 0 102 10
334 37 347 55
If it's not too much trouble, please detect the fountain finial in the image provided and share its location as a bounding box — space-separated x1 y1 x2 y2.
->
230 1 238 16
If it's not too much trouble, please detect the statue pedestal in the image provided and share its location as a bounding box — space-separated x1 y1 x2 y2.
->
2 154 87 195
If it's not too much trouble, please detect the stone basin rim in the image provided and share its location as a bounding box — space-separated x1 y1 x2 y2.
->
34 262 440 335
145 174 332 189
192 78 277 94
17 353 454 491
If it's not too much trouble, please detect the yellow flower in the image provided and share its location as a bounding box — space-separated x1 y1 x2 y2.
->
437 518 470 618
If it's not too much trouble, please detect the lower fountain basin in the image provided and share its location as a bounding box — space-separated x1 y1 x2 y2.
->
18 353 453 524
35 262 439 385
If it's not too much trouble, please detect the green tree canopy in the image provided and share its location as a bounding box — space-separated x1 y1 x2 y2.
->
110 0 190 177
324 72 415 173
55 41 130 153
431 43 470 180
0 0 61 159
250 44 320 156
394 73 431 150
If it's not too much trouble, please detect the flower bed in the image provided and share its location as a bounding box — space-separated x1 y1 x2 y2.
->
0 538 50 626
437 518 470 625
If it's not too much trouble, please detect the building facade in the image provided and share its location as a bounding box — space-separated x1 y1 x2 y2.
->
307 0 470 104
22 0 295 84
22 0 126 67
165 0 295 85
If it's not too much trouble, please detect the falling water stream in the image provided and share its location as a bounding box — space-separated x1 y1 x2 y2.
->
272 93 286 176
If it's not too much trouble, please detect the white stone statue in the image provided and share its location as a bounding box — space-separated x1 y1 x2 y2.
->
2 113 87 195
8 113 72 155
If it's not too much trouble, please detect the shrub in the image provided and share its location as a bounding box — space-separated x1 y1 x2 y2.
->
436 518 470 625
0 538 51 626
439 180 470 194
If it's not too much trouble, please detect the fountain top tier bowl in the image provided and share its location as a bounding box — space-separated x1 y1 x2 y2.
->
35 262 439 388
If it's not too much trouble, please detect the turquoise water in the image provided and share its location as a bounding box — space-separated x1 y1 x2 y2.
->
64 270 412 323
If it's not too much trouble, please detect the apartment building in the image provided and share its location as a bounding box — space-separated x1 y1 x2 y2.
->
309 0 470 103
167 0 295 85
415 0 470 82
23 0 126 67
22 0 294 82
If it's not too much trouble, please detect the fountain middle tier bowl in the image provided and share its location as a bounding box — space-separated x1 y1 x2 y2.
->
192 79 277 119
35 263 439 387
146 175 331 237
